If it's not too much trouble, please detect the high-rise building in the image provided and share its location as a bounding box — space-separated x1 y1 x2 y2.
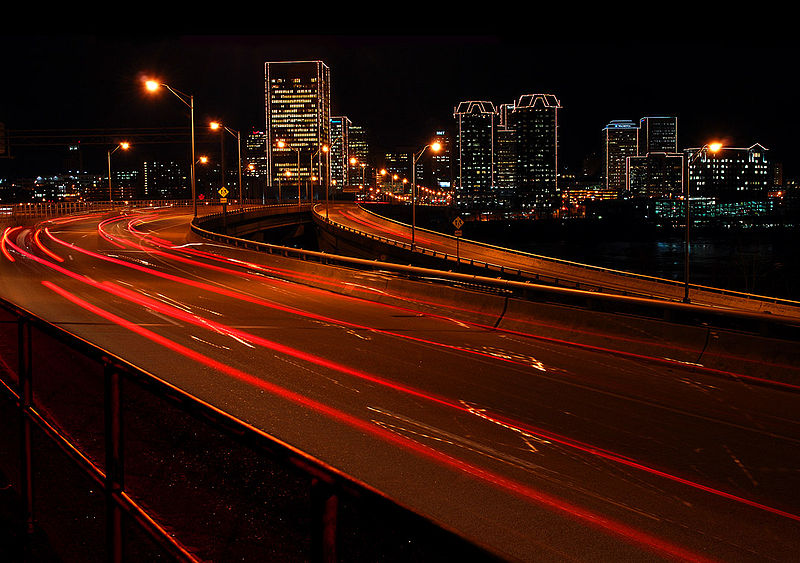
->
627 152 684 198
265 61 331 195
330 116 351 189
431 130 453 190
495 123 516 197
348 124 369 188
510 94 561 210
243 130 268 201
638 116 678 155
687 143 770 201
453 101 497 208
143 161 187 200
603 120 639 197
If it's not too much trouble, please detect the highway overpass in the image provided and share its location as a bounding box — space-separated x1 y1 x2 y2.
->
315 202 800 318
2 203 800 562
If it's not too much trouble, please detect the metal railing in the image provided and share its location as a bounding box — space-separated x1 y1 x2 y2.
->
0 296 499 562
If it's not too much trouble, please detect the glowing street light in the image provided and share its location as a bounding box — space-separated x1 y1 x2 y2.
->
144 79 198 217
277 140 302 203
684 141 723 303
107 142 131 204
411 141 442 249
210 121 244 207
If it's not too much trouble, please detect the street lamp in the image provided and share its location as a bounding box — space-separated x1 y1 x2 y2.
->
277 140 302 203
107 142 130 204
321 144 331 220
310 147 326 203
683 141 722 303
411 141 442 249
145 79 197 217
210 121 243 207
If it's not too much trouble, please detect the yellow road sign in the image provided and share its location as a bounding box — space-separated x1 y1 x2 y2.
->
218 187 229 197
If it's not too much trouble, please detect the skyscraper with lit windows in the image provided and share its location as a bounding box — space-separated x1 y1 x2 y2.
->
454 100 497 208
603 120 638 197
687 143 770 201
638 116 677 155
330 116 351 189
431 130 452 190
510 94 561 210
265 61 331 194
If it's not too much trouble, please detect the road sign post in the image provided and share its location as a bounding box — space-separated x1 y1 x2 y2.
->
219 187 229 232
452 217 464 265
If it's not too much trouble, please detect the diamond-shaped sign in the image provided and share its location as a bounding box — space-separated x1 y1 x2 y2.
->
218 187 229 197
452 216 464 229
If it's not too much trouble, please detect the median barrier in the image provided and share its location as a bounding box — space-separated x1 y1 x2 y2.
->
697 329 800 387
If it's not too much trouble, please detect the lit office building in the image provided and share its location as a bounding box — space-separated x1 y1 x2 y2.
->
143 161 187 200
454 100 497 208
638 116 677 155
495 124 516 196
382 152 412 192
603 120 639 197
243 130 268 201
627 152 684 198
510 94 561 210
348 124 370 188
686 143 771 202
265 60 331 195
330 116 351 189
431 130 453 190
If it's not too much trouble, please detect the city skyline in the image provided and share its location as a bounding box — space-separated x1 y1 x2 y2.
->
2 34 799 179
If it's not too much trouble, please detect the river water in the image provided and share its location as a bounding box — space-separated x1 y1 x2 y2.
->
459 220 800 300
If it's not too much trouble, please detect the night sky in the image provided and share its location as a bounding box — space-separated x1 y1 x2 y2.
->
2 27 797 177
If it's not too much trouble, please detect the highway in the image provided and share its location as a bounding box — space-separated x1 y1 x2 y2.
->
323 203 800 317
2 206 800 561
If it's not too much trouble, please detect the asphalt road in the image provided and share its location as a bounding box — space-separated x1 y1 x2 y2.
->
324 203 800 317
2 207 800 562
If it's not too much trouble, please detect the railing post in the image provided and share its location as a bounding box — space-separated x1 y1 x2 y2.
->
104 362 124 563
311 478 338 563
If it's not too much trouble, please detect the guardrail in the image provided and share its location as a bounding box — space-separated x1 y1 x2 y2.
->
0 296 498 562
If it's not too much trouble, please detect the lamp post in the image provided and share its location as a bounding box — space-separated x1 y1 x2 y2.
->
211 122 243 208
278 169 291 203
683 141 722 303
277 140 302 203
107 142 130 204
145 80 197 217
321 145 331 220
411 141 442 249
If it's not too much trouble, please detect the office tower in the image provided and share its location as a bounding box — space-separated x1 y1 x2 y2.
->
348 124 369 187
510 94 561 210
143 161 188 200
453 101 497 208
243 130 268 201
495 124 516 195
431 130 453 190
687 143 770 201
383 152 412 184
265 61 331 194
603 120 639 197
639 116 678 155
330 116 351 189
627 152 684 198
